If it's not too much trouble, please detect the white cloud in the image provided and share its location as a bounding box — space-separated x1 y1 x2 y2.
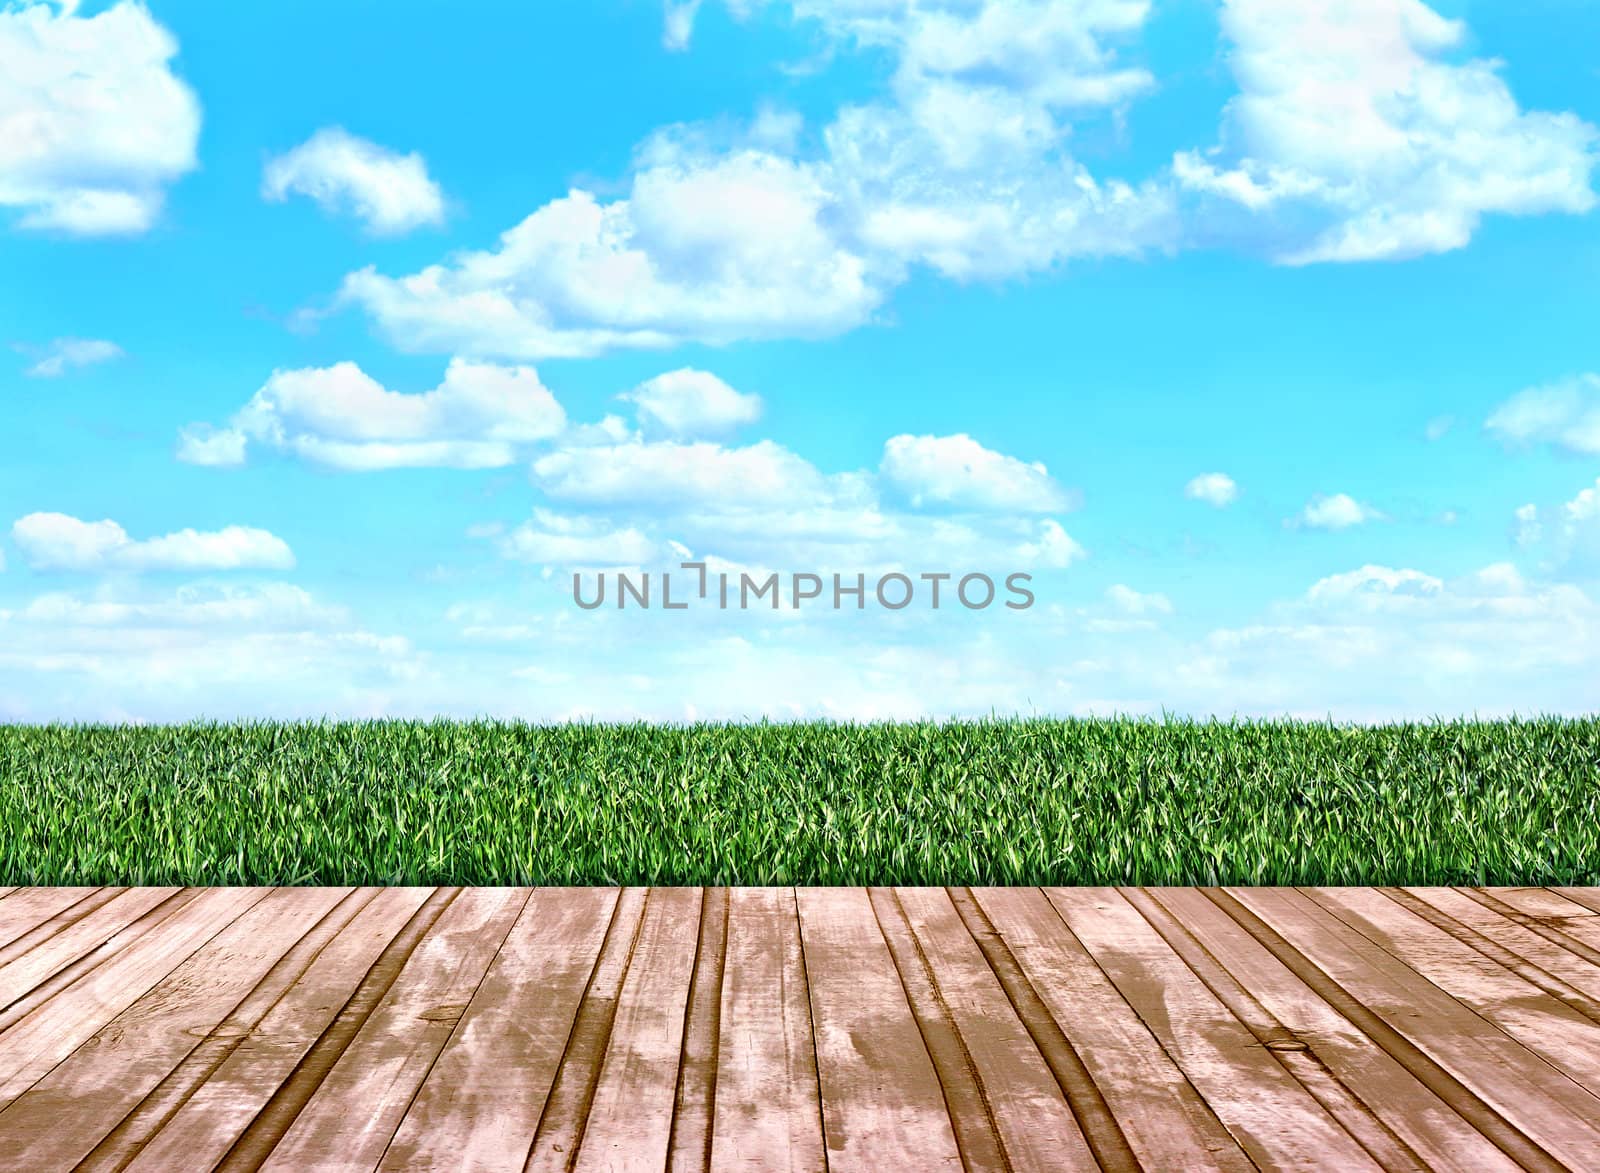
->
1485 374 1600 456
534 438 831 508
1176 0 1597 263
339 150 878 359
1106 583 1172 615
1295 492 1384 530
1183 471 1237 507
0 1 199 235
262 127 446 236
176 424 248 468
16 337 122 378
338 2 1173 358
497 510 661 567
880 433 1069 513
11 513 295 572
622 368 762 437
0 580 417 722
184 358 566 471
663 0 701 50
1015 519 1086 569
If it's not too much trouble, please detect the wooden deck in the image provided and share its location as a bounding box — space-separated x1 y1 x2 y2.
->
3 888 1600 1170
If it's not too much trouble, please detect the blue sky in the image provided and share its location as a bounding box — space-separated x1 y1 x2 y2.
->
3 0 1599 721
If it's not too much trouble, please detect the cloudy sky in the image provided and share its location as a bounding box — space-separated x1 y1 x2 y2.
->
3 0 1599 722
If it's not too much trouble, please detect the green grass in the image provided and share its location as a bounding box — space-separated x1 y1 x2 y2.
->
1 718 1597 887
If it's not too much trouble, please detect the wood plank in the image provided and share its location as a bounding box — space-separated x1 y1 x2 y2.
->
575 887 703 1172
1394 888 1600 1015
866 887 1008 1173
1231 886 1600 1170
0 886 103 953
667 887 729 1173
0 888 186 1021
524 888 649 1170
896 886 1098 1172
0 887 351 1168
124 887 434 1173
795 887 962 1170
973 887 1251 1171
1150 888 1517 1172
709 887 826 1172
258 887 529 1172
379 887 621 1172
0 888 267 1109
1473 888 1600 957
1309 888 1600 1092
1045 887 1381 1171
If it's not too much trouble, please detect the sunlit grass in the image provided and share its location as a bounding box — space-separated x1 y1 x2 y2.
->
2 717 1596 886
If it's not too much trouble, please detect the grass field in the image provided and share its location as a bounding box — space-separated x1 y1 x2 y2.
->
2 718 1597 887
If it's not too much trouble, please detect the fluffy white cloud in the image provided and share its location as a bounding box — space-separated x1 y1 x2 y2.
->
1295 492 1383 530
183 358 566 471
340 151 879 359
622 368 762 437
496 510 661 567
0 1 199 235
1183 471 1237 507
11 513 295 572
1486 374 1600 456
1176 0 1597 263
262 127 446 236
338 1 1172 358
663 0 701 50
16 337 122 377
534 438 832 508
880 433 1069 513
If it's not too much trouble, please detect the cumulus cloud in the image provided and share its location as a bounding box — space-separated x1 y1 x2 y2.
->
880 433 1070 513
496 510 661 567
338 1 1172 359
1183 471 1237 507
1175 0 1598 263
0 1 200 235
262 127 446 236
11 513 295 572
1294 492 1384 530
1485 374 1600 456
534 438 832 508
15 337 123 378
181 358 566 471
621 368 762 437
339 151 879 359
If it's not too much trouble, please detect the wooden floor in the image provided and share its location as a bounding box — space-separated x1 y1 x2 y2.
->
3 889 1600 1171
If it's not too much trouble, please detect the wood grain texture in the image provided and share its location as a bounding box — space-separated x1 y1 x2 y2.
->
1 885 1600 1171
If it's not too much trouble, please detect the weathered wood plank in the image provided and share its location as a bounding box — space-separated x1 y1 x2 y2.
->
897 886 1098 1172
0 886 104 953
974 887 1251 1171
796 886 962 1170
1232 886 1600 1170
1309 888 1600 1095
0 887 351 1169
380 886 620 1172
0 888 267 1109
1046 887 1381 1171
575 886 703 1172
1152 887 1516 1171
257 888 529 1172
709 887 825 1172
123 887 434 1172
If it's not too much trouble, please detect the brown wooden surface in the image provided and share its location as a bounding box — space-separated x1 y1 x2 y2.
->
4 887 1600 1171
